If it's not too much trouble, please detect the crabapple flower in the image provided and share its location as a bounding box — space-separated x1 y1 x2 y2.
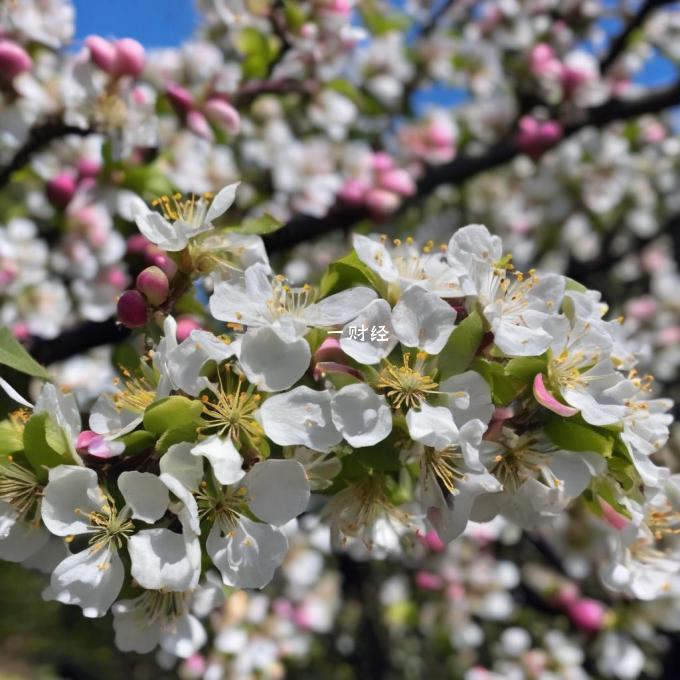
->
133 182 239 252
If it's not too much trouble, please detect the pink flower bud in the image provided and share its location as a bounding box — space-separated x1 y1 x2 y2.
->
105 267 128 290
76 157 101 180
378 168 416 196
117 289 148 328
136 266 169 306
186 109 214 141
625 296 657 321
533 373 578 417
371 152 394 172
300 23 318 39
204 98 241 135
76 430 121 459
517 116 563 157
338 178 369 204
365 188 400 216
314 337 347 364
419 530 445 552
46 173 77 209
0 39 33 79
326 0 352 15
657 325 680 346
427 121 455 148
313 361 363 382
183 654 207 678
529 43 559 76
11 323 30 340
567 598 606 632
166 82 195 113
597 497 630 531
415 571 444 591
113 38 145 78
148 252 178 279
176 316 202 342
85 35 117 73
560 65 589 94
126 234 150 256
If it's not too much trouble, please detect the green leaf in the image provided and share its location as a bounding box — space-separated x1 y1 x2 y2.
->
319 251 383 298
437 311 484 380
143 396 204 436
544 416 615 457
227 214 282 236
471 358 526 406
237 27 275 78
283 0 307 30
22 413 72 481
119 429 156 455
504 355 547 383
0 421 23 455
156 423 199 454
0 327 51 380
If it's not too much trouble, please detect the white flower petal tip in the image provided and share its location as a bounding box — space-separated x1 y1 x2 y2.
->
533 373 578 417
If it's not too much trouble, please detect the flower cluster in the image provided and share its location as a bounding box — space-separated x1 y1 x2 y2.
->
0 187 674 658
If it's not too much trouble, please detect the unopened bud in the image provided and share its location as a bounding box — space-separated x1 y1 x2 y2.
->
0 39 33 79
136 266 169 306
148 252 178 279
166 82 195 113
204 98 240 135
46 173 77 209
113 38 145 78
365 188 400 216
567 598 606 632
117 289 149 328
76 157 101 180
186 109 214 141
85 35 117 73
377 168 416 196
176 316 202 342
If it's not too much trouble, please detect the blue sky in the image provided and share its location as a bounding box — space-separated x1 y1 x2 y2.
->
73 0 196 47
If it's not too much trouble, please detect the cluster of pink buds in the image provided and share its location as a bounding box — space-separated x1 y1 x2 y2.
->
85 35 145 79
339 152 416 217
0 39 32 81
516 115 563 158
166 82 240 141
399 116 457 165
46 156 101 209
117 264 170 328
529 43 592 98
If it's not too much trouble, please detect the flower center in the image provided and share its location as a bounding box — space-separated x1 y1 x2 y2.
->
199 365 263 445
135 590 188 627
422 447 465 494
151 192 214 225
0 459 41 524
376 351 439 410
75 501 134 555
196 482 247 534
112 369 155 414
266 276 316 319
489 434 550 493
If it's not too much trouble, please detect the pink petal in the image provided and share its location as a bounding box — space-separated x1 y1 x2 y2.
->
533 373 578 417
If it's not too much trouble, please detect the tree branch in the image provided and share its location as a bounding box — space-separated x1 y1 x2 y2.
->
0 122 92 189
600 0 673 74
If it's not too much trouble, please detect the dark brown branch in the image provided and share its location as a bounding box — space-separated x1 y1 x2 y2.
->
0 122 92 189
600 0 674 74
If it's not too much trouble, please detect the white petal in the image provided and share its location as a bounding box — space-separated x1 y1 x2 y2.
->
113 597 161 653
136 211 188 251
448 224 502 266
353 234 398 283
391 285 456 354
260 387 342 452
34 383 81 441
160 473 200 535
89 394 141 436
406 403 458 451
0 518 49 562
191 435 245 486
340 299 397 364
302 287 378 327
41 466 106 536
129 528 201 591
160 613 206 659
160 442 204 490
331 383 392 447
205 182 239 223
246 460 310 526
207 519 288 589
48 547 124 618
0 376 33 407
239 326 310 392
492 317 553 357
440 371 494 427
118 471 169 523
